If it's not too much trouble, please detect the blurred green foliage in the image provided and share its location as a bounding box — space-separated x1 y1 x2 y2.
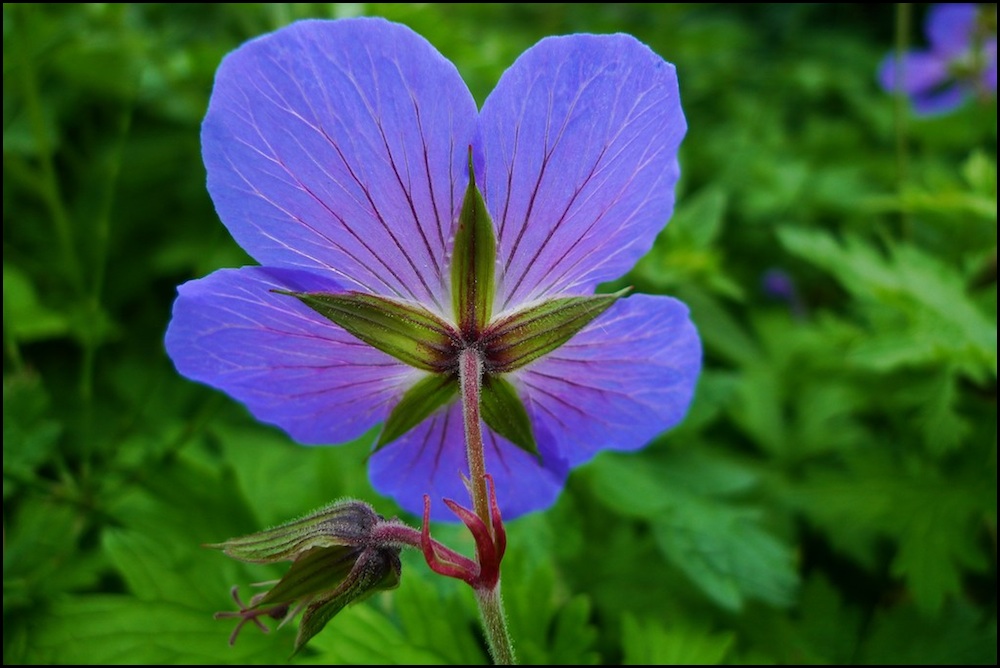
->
3 3 996 664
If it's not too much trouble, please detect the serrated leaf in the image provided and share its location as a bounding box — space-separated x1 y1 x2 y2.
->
587 450 760 518
544 595 599 665
280 290 459 372
106 451 261 556
653 500 798 611
2 265 71 342
784 575 864 665
859 600 997 665
452 152 497 337
4 498 105 613
304 597 454 665
778 228 997 379
392 571 488 665
212 423 378 527
730 361 788 456
480 374 537 457
104 529 214 608
915 368 971 456
101 453 271 613
482 290 627 372
499 543 599 665
588 454 796 611
3 371 62 498
890 489 987 614
621 614 735 665
376 373 458 449
13 595 288 664
786 461 991 613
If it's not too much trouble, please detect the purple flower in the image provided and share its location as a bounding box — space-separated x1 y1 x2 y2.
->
165 18 700 520
878 3 997 115
761 268 807 319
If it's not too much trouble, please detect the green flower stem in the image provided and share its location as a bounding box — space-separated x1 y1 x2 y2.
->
474 585 515 666
458 347 516 665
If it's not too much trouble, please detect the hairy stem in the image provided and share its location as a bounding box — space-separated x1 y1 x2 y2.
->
459 347 491 528
458 347 516 665
370 520 476 569
475 585 516 665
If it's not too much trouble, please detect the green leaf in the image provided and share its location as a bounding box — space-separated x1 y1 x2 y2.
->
782 575 864 665
588 453 797 611
625 186 734 295
913 368 971 457
785 460 990 614
376 373 458 449
502 546 600 665
962 150 997 197
101 452 269 612
2 371 62 499
668 185 728 250
480 374 537 457
730 360 789 456
889 490 987 614
675 284 761 367
2 265 71 342
586 449 760 517
621 614 736 665
482 290 627 372
653 500 798 611
106 450 261 559
859 600 997 665
391 569 488 665
211 423 379 527
305 595 458 665
279 291 459 372
778 228 997 379
12 595 288 664
451 151 496 337
4 498 105 614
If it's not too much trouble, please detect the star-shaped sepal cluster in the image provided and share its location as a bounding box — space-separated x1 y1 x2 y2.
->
280 154 626 458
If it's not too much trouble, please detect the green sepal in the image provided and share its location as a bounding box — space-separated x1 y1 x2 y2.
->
451 150 497 338
293 548 402 654
376 373 459 450
482 289 630 372
205 500 380 563
481 374 538 458
256 543 364 609
277 290 458 372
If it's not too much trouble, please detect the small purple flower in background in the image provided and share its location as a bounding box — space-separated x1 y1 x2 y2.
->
878 3 997 115
761 268 807 319
165 17 700 521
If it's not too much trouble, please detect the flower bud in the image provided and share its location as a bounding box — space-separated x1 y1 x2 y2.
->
209 500 402 653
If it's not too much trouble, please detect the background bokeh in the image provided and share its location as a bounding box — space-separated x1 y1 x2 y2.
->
4 3 996 664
